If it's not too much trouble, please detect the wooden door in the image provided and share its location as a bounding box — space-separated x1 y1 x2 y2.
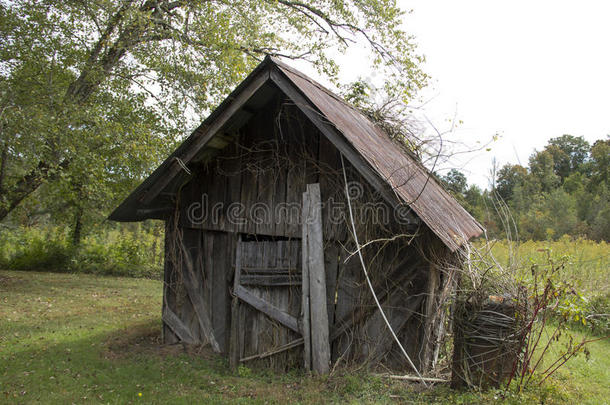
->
230 238 303 368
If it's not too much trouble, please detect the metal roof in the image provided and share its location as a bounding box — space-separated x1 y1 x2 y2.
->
272 58 484 250
110 57 484 251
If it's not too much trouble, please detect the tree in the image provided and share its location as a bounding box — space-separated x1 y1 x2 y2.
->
529 150 560 193
442 169 468 196
495 164 528 202
589 138 610 188
546 134 590 181
0 0 427 223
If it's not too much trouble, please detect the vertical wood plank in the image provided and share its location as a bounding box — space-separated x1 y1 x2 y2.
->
221 139 243 233
162 220 179 344
304 183 330 374
229 238 242 369
332 247 361 361
182 228 202 342
301 192 312 371
324 242 339 329
273 155 288 237
210 232 228 352
285 129 302 238
422 261 440 372
318 133 344 241
180 228 221 352
239 124 259 235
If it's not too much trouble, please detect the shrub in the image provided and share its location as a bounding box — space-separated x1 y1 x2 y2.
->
0 225 163 278
585 292 610 336
1 227 73 271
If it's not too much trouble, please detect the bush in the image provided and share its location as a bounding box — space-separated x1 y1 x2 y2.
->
0 225 163 278
73 229 162 278
585 292 610 336
0 227 72 271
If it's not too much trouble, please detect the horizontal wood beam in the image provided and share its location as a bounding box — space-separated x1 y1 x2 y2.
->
240 274 302 287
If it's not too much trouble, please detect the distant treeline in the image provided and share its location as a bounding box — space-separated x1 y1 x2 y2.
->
439 135 610 241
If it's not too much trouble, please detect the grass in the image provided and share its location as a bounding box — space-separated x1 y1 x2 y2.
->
1 270 609 404
483 237 609 296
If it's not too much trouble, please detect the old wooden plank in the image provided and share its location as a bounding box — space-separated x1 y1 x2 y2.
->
273 148 288 237
241 268 300 274
318 134 344 241
229 238 243 369
331 263 424 342
284 115 305 238
332 250 361 337
228 296 240 370
210 163 227 231
162 220 179 344
304 183 331 374
180 231 221 352
222 140 243 233
240 274 302 286
210 232 229 352
238 124 259 235
162 306 196 344
301 191 312 371
256 111 277 236
421 261 440 372
182 289 200 342
240 337 304 363
180 228 203 342
201 230 214 340
324 242 339 329
235 285 300 333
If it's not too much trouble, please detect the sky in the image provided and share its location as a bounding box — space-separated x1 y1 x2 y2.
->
397 0 610 188
295 1 610 189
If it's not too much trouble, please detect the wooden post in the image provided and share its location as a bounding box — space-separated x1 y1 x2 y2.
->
303 183 331 374
301 191 312 371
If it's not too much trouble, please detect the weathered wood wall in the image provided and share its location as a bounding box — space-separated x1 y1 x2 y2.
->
177 100 356 241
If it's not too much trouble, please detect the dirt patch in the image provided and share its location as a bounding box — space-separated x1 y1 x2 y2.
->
102 321 217 361
0 274 23 288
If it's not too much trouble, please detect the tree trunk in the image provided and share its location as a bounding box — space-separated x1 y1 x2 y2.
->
72 207 84 247
0 160 70 222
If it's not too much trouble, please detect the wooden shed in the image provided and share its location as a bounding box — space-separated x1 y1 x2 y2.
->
110 57 484 374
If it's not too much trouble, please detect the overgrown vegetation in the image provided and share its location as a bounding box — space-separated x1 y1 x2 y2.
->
1 270 608 404
484 238 610 336
0 223 163 278
450 238 609 394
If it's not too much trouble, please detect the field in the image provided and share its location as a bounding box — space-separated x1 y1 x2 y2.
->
1 264 609 404
483 237 609 296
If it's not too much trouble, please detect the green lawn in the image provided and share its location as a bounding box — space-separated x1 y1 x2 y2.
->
1 270 608 404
